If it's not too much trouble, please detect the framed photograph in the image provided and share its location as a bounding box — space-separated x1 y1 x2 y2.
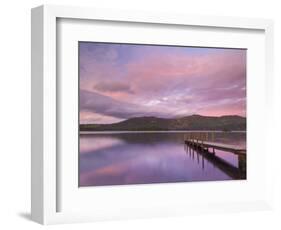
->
31 5 274 224
78 41 247 187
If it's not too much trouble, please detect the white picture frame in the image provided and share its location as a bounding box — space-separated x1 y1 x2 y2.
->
31 4 274 225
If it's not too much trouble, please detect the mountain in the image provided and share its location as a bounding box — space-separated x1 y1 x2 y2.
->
80 115 246 131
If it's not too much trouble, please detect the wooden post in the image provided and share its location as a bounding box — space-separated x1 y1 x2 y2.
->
238 154 246 174
203 133 206 143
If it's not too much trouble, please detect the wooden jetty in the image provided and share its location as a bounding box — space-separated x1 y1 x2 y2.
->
183 132 246 179
183 132 246 155
185 140 246 155
184 144 246 179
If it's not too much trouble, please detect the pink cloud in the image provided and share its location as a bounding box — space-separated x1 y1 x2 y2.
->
125 50 245 94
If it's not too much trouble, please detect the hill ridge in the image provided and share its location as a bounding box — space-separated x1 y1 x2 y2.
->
80 115 246 131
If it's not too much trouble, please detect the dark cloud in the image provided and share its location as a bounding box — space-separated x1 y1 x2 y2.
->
93 81 134 94
80 90 168 119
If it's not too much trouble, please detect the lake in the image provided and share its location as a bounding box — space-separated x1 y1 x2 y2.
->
79 132 246 187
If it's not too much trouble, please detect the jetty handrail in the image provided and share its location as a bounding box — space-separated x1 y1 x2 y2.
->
184 131 215 143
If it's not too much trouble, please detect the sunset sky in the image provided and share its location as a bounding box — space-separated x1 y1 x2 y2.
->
79 42 246 124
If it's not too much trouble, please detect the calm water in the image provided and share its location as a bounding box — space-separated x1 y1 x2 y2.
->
79 132 246 187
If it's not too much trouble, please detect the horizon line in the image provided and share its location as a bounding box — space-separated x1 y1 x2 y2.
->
80 114 246 125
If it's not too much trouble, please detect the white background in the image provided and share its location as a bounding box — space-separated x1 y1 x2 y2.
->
0 0 280 229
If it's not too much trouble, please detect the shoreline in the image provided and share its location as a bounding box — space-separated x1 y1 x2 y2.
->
80 130 247 134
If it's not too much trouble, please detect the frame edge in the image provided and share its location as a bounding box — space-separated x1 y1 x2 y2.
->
31 5 44 225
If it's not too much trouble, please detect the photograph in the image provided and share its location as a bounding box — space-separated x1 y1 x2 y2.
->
79 42 247 187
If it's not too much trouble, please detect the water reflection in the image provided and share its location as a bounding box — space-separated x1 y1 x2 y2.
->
79 132 246 187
